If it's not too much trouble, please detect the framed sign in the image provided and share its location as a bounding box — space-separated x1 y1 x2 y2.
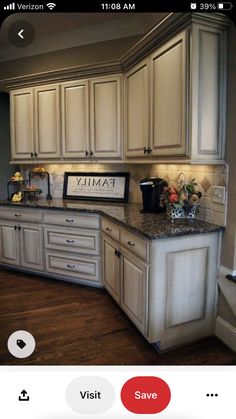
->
63 172 130 202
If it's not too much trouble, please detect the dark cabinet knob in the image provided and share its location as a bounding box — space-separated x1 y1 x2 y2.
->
34 152 38 158
90 150 94 157
143 147 148 154
30 152 34 158
147 147 152 154
85 150 89 156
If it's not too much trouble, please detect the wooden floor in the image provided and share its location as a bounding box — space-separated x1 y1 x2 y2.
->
0 269 235 365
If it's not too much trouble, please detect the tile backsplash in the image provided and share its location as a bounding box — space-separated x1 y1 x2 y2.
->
20 163 228 226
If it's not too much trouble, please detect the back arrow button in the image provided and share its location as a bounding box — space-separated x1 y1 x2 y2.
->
18 29 24 39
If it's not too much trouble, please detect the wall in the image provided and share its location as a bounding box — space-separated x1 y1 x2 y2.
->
0 92 16 199
21 162 227 226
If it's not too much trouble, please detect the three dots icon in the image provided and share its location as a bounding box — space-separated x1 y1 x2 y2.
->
206 393 219 397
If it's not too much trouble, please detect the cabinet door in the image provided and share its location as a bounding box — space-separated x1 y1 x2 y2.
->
150 31 187 156
125 59 149 157
120 247 148 335
102 234 120 303
61 80 89 158
34 84 60 158
90 76 121 158
20 224 43 270
10 89 34 160
0 223 20 266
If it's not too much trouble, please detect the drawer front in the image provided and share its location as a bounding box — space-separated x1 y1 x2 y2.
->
0 207 42 223
102 218 119 242
120 229 149 262
44 227 100 255
45 251 101 283
44 212 100 229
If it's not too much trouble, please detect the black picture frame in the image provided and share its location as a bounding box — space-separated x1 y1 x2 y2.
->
63 172 130 203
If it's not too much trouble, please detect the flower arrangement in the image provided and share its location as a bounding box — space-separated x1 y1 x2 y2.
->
165 174 202 218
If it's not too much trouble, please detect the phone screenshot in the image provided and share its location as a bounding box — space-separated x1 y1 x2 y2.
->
0 0 235 417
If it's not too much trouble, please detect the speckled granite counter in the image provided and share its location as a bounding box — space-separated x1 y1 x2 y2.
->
0 199 224 240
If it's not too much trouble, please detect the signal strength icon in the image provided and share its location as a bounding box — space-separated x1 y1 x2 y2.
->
46 2 56 9
4 2 15 10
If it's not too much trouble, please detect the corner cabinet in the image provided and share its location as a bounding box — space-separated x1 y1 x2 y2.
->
102 217 221 351
10 84 60 161
124 17 228 162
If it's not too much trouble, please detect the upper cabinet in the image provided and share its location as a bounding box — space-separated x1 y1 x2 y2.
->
11 75 122 162
11 84 60 161
124 18 227 163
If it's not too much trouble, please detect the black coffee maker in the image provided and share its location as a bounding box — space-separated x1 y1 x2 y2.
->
140 177 168 213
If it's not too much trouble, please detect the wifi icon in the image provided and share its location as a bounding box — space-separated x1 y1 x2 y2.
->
47 2 56 9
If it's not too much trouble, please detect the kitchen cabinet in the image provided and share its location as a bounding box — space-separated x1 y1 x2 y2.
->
0 221 43 270
102 218 149 335
43 211 101 286
10 84 60 161
102 217 220 351
61 76 121 159
90 76 122 158
124 20 227 162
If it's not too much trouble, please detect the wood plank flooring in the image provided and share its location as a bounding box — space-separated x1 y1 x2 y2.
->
0 269 235 365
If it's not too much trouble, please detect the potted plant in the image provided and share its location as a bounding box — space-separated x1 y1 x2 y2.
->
165 176 202 218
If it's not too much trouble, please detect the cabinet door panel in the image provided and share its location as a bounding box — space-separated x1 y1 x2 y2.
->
150 32 187 156
121 248 148 335
102 234 120 303
10 89 33 159
0 224 20 265
34 84 60 158
125 60 149 157
20 225 43 270
61 81 89 158
90 76 121 158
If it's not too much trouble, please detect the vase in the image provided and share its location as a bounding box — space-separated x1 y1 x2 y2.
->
167 206 185 219
184 204 198 218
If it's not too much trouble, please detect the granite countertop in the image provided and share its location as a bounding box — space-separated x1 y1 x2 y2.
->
0 199 224 240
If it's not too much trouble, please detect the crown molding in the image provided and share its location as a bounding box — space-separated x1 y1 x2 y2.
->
1 12 229 90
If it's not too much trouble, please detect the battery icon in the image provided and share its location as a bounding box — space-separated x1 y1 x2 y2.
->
217 2 233 9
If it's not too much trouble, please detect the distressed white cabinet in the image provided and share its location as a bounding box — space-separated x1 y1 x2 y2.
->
125 18 227 162
10 88 34 160
0 221 43 270
10 84 60 161
61 80 89 158
34 84 60 159
125 59 149 157
102 217 220 351
90 75 122 158
61 75 122 159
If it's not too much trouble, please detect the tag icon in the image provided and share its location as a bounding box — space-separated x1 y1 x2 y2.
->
16 339 26 349
19 390 30 401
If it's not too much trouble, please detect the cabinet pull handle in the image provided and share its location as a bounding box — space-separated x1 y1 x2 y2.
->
18 226 21 231
90 150 94 157
67 264 75 269
147 147 152 154
14 214 22 217
115 249 121 258
34 152 38 158
66 239 75 243
65 219 74 223
14 225 17 230
85 150 89 156
30 152 34 158
106 227 112 232
127 241 135 247
143 147 148 154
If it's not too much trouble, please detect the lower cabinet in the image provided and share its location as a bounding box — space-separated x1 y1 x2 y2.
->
0 221 43 270
121 248 148 335
102 219 220 351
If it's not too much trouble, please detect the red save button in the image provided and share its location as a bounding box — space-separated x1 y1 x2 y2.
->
121 376 171 414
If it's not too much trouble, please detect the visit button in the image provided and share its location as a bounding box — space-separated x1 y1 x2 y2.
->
121 376 171 414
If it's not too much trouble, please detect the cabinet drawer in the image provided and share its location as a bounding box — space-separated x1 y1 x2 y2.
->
45 251 101 283
44 227 100 255
0 207 42 223
102 218 119 242
120 229 149 262
44 212 100 229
